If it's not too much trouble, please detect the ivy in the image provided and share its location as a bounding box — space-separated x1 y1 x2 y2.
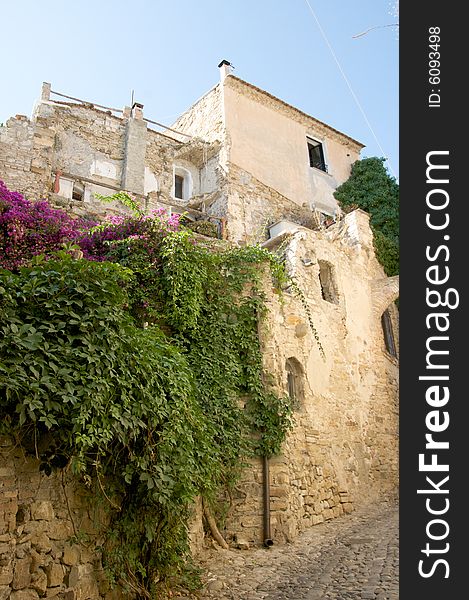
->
0 182 322 597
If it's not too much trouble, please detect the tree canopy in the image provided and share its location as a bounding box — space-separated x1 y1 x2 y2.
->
334 157 399 276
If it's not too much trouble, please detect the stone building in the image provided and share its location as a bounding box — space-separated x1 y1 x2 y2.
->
0 62 398 597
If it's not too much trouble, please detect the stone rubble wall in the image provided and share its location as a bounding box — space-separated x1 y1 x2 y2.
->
225 164 325 244
0 436 120 600
222 212 398 547
0 101 220 222
0 117 51 201
171 85 224 144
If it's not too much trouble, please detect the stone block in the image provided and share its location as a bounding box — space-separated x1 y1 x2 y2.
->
12 557 31 589
0 564 13 586
0 536 12 544
61 546 80 567
269 487 287 498
312 514 324 525
30 503 54 522
31 568 47 595
10 591 39 600
0 543 11 555
0 585 11 600
30 533 51 554
46 563 64 587
270 499 288 511
48 521 73 541
68 563 99 600
68 564 93 588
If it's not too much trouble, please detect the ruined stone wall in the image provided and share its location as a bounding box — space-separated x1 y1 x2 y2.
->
171 85 224 143
221 211 399 546
0 99 221 222
225 164 323 244
143 129 184 210
0 116 52 201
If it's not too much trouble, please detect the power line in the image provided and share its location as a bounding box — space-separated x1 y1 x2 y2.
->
303 0 397 179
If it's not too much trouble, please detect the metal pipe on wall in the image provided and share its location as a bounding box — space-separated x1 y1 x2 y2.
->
262 454 274 547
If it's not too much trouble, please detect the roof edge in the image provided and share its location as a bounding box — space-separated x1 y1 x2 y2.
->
225 74 365 150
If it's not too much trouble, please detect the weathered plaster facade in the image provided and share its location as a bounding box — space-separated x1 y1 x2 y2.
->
0 65 398 585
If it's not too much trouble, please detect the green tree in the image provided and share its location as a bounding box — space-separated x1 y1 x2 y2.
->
334 157 399 276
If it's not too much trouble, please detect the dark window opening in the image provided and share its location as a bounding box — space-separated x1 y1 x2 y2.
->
285 358 304 409
72 182 84 201
381 309 397 358
287 370 296 400
307 139 327 172
318 260 339 304
174 174 184 200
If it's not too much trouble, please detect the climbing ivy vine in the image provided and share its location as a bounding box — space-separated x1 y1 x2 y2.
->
0 183 310 598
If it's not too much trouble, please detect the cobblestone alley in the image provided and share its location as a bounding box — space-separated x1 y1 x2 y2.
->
197 501 398 600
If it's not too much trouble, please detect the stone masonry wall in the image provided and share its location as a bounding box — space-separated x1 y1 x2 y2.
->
0 99 215 221
0 434 204 600
171 85 224 144
221 211 398 546
225 164 323 244
0 435 114 600
0 117 52 202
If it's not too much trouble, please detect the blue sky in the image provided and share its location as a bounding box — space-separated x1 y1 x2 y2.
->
1 0 398 178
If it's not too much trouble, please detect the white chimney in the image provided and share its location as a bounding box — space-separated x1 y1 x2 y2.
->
218 59 233 82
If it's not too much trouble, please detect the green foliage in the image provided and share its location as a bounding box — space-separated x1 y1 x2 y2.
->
94 191 143 216
0 255 213 595
373 229 399 279
184 220 219 238
334 157 399 276
0 234 305 596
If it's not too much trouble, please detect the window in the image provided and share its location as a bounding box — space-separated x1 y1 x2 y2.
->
174 174 184 200
285 358 304 409
307 138 327 172
72 181 84 201
381 308 397 358
318 260 339 304
173 166 193 202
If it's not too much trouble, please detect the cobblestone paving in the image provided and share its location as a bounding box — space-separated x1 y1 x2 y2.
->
197 501 398 600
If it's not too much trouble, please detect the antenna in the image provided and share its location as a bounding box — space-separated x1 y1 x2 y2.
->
352 23 399 39
130 89 134 107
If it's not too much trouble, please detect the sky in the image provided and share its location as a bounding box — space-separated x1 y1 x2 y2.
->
0 0 398 179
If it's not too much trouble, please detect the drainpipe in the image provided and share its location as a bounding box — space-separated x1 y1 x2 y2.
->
262 454 274 547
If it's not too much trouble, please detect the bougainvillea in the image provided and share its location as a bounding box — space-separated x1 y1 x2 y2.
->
0 181 182 272
0 180 88 270
78 209 181 262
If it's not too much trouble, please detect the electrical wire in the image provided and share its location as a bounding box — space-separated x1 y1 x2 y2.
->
303 0 397 179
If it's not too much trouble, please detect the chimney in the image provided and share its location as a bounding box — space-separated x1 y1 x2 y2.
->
131 102 144 120
218 59 233 82
41 82 51 102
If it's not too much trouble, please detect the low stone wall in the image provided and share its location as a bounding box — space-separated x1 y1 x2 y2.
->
0 436 117 600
